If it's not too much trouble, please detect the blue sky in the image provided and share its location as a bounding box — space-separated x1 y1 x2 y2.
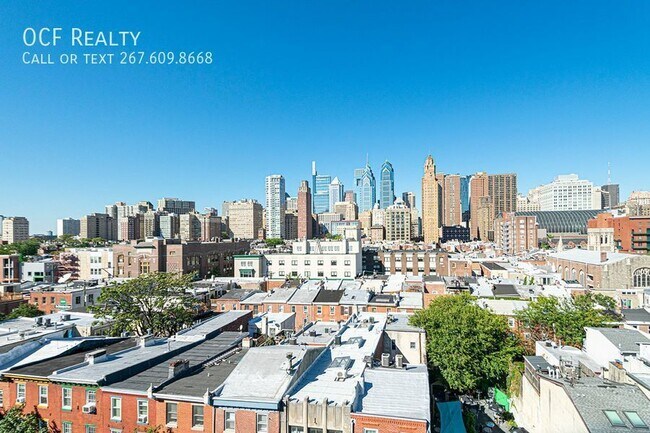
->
1 1 649 233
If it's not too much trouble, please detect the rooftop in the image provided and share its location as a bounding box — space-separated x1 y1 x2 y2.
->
621 308 650 324
549 249 633 265
587 327 650 354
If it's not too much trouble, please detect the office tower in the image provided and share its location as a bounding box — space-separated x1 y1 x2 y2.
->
359 211 373 236
488 174 517 216
385 199 412 241
284 211 298 240
118 215 141 241
286 196 298 212
344 190 356 203
311 161 332 214
328 177 344 211
475 197 493 241
443 174 464 227
159 214 180 239
223 200 263 239
538 174 600 211
601 184 620 209
459 176 470 224
157 198 195 214
411 207 421 238
402 192 416 209
421 155 440 244
141 211 160 238
56 218 80 237
198 211 221 241
470 172 489 240
179 213 202 241
317 212 342 235
298 181 313 239
379 160 395 209
354 160 376 213
80 213 115 240
371 204 385 227
265 174 286 239
334 201 358 221
1 217 29 243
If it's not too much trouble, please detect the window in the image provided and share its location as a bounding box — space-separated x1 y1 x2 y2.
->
410 341 417 349
304 260 310 265
604 410 626 427
85 389 96 404
224 410 235 430
363 429 378 433
291 260 298 266
317 271 324 277
17 383 26 401
331 260 337 266
624 411 648 428
38 385 48 405
344 260 350 266
166 402 178 425
0 390 3 407
192 405 204 428
289 427 304 433
329 306 335 315
317 260 324 266
62 422 72 433
111 396 122 421
62 387 72 409
331 271 337 277
75 296 81 304
256 413 268 433
317 306 322 315
85 425 96 433
109 429 122 433
137 399 148 423
344 271 351 277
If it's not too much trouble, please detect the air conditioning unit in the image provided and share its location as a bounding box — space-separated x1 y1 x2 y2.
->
82 403 97 414
138 415 148 424
16 397 25 403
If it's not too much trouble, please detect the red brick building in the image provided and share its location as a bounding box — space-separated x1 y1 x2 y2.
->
588 212 650 253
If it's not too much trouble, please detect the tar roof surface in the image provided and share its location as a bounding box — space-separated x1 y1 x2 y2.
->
106 332 245 393
492 284 521 297
482 262 508 271
313 289 345 304
6 338 135 378
155 347 248 398
622 308 650 323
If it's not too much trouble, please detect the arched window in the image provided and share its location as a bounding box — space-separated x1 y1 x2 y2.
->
634 268 650 288
579 270 585 286
571 269 577 281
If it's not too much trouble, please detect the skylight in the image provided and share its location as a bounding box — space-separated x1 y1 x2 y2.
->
624 411 648 429
604 410 626 427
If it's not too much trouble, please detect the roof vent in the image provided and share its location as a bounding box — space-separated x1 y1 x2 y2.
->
168 359 190 379
381 353 390 368
85 349 107 365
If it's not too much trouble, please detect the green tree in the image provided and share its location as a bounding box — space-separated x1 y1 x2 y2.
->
516 293 618 350
0 406 44 433
6 303 44 320
0 239 41 257
264 238 284 247
410 294 521 393
90 272 200 337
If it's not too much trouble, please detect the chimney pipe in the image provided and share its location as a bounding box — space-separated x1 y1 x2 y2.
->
600 251 607 263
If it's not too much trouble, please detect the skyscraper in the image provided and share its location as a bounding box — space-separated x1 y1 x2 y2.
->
379 160 395 209
488 173 517 216
265 174 286 239
460 175 470 224
601 184 620 209
157 198 195 214
56 218 80 237
328 177 344 211
402 192 416 209
470 172 489 240
298 180 313 239
311 161 332 214
538 174 600 211
354 160 376 213
421 155 440 244
443 174 463 227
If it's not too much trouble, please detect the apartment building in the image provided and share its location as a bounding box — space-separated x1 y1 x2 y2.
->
224 199 264 240
1 216 29 243
494 212 538 255
0 254 20 284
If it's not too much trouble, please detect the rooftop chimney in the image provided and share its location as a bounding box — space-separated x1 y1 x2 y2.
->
600 251 608 263
381 353 390 368
168 359 190 379
138 335 155 348
395 354 404 369
85 349 107 365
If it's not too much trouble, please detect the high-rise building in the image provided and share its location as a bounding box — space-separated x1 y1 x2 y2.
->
402 192 416 209
56 218 80 237
298 181 313 239
494 212 538 255
157 198 195 215
421 155 440 244
223 200 263 240
311 162 332 214
118 215 141 241
344 190 356 203
488 173 517 216
1 217 29 243
80 213 115 240
538 174 601 211
355 160 376 213
385 199 411 242
411 207 421 239
443 175 464 227
334 201 358 221
179 213 202 241
198 211 221 241
379 160 395 209
159 214 180 239
359 211 372 236
141 210 161 238
460 176 470 224
601 184 620 209
328 177 344 212
265 174 286 239
284 211 298 240
286 196 298 212
470 172 489 240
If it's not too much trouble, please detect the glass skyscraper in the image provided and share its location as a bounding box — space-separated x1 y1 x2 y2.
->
354 162 376 213
312 161 332 214
460 175 470 223
379 160 395 209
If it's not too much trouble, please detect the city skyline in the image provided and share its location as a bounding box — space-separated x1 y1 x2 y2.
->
3 2 650 232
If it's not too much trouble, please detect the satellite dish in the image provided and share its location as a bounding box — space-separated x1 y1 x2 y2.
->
58 273 72 284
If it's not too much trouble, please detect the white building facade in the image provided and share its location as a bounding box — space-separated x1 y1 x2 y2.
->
538 174 602 211
265 175 286 239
